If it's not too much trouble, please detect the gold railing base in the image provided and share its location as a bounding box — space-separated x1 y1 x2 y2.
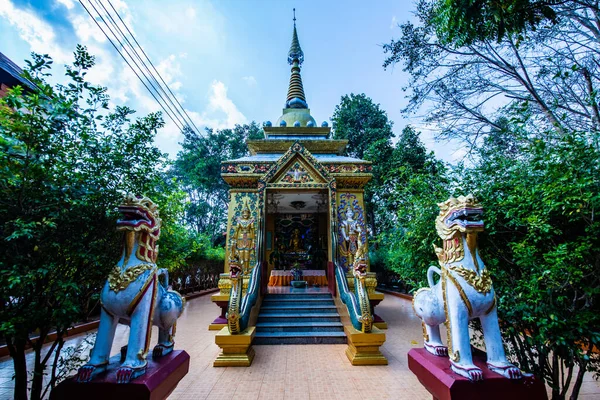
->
209 323 226 331
374 322 388 330
213 326 256 367
211 293 230 302
344 325 388 366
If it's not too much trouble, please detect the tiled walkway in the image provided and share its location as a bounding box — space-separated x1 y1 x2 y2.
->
1 292 599 399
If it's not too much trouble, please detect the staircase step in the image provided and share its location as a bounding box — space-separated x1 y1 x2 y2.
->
253 331 347 345
258 313 341 323
264 293 332 300
262 299 334 307
260 305 337 314
255 322 344 333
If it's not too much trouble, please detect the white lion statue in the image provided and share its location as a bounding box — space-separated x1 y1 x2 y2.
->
412 194 521 381
77 195 184 384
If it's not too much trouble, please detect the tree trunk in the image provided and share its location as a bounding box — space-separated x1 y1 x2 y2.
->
30 342 44 400
570 359 588 400
6 335 28 400
551 353 564 400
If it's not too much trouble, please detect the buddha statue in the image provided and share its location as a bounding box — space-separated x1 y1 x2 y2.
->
289 228 304 252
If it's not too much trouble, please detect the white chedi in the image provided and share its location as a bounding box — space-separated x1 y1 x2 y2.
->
412 195 522 381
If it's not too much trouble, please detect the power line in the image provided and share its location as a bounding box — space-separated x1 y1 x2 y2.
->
85 0 186 131
95 0 195 133
78 0 186 132
105 0 203 136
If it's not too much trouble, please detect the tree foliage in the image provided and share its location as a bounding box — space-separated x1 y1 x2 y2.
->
331 93 394 160
172 123 263 242
434 0 558 45
372 126 449 285
461 128 600 400
383 2 600 398
383 0 600 146
0 47 168 400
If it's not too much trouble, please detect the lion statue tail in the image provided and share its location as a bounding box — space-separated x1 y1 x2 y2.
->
427 266 442 288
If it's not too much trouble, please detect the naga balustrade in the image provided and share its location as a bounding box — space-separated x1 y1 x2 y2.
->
227 218 264 335
330 228 373 333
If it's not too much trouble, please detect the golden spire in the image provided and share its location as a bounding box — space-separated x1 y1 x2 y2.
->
286 9 307 109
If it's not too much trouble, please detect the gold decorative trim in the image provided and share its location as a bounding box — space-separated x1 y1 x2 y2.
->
108 264 155 293
485 295 497 315
448 265 492 294
435 233 465 266
444 268 474 317
442 269 460 362
421 322 430 342
365 272 377 294
126 272 156 316
247 139 347 155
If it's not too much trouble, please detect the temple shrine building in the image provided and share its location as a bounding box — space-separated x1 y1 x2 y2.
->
211 16 387 367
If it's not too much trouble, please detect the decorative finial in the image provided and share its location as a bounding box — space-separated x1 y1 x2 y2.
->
288 10 304 65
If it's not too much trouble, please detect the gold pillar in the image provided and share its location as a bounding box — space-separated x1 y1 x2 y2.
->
213 326 256 367
344 326 388 366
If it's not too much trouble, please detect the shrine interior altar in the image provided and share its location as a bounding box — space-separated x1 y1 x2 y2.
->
268 270 328 286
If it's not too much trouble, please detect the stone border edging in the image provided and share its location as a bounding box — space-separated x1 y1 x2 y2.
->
0 288 220 358
376 287 413 300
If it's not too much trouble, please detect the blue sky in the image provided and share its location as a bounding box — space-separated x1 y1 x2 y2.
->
0 0 461 160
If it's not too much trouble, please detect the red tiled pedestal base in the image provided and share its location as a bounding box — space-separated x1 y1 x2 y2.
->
408 348 547 400
50 350 190 400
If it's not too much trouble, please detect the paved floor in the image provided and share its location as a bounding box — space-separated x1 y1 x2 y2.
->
0 291 599 399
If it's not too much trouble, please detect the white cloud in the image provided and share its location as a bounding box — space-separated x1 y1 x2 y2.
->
156 55 183 92
71 13 106 43
1 0 240 160
184 80 247 131
186 6 196 19
0 0 70 63
390 15 397 30
206 80 247 127
242 76 257 87
56 0 75 10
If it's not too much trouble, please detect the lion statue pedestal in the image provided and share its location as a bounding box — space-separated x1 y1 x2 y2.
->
408 348 547 400
51 351 190 400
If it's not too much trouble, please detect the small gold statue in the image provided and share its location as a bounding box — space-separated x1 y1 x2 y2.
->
233 201 255 274
289 228 304 252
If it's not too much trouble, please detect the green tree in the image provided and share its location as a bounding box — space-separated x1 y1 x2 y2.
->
383 2 600 396
461 127 600 399
374 126 449 287
383 0 600 144
433 0 558 45
0 47 168 400
172 123 263 242
331 93 396 240
331 93 394 160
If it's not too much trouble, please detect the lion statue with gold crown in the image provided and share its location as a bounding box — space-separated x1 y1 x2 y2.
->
77 195 184 384
412 194 521 381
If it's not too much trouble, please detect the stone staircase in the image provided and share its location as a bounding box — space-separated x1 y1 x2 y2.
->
254 292 347 344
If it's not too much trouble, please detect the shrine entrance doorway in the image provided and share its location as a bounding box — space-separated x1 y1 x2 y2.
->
264 189 330 287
